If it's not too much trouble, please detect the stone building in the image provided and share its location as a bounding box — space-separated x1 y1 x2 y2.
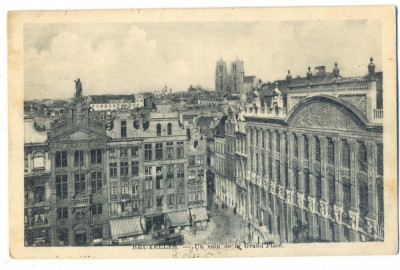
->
24 114 52 246
47 97 110 246
212 58 384 244
105 98 208 243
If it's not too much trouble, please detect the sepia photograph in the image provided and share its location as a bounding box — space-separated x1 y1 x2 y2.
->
7 6 398 258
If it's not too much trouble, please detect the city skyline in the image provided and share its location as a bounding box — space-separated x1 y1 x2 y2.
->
24 20 381 100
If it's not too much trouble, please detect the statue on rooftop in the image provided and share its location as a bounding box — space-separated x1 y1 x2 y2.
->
74 78 82 98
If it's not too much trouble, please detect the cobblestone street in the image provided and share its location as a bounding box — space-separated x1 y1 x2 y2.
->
182 203 248 245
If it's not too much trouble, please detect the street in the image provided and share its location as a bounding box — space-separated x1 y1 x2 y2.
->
182 202 247 245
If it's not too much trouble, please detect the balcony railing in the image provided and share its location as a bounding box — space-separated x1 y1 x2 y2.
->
374 109 383 119
72 197 89 206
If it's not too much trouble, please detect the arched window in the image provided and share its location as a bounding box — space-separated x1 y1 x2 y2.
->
33 152 45 168
293 134 298 158
157 123 161 136
342 140 350 168
194 140 198 149
327 138 335 165
167 123 172 135
315 137 321 162
121 121 126 138
358 142 367 172
304 135 309 159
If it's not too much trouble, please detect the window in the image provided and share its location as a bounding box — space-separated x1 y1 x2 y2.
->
156 196 163 206
262 131 265 149
120 162 128 177
91 171 102 194
157 123 161 136
156 166 164 189
91 149 102 164
110 202 117 214
276 132 280 153
73 150 84 167
120 147 127 157
198 190 204 201
327 138 335 165
177 141 184 158
377 143 383 175
268 131 272 150
167 194 175 205
167 166 174 188
177 193 185 204
93 228 103 240
304 135 309 159
121 121 127 138
189 171 195 181
109 148 116 158
33 152 45 168
156 143 163 160
92 203 103 215
166 142 173 159
167 123 172 135
131 146 139 157
110 182 117 201
315 137 321 162
197 170 204 181
132 180 139 196
56 174 68 200
55 151 67 167
262 154 266 176
304 169 310 195
343 180 351 212
294 169 299 190
132 200 139 211
342 140 350 168
34 186 45 203
121 185 130 200
189 156 195 166
268 157 273 180
132 161 139 177
177 164 184 179
145 197 153 208
74 174 86 197
293 134 298 158
328 174 335 206
56 229 68 246
359 182 368 217
109 162 117 178
144 144 152 161
194 140 198 148
316 176 322 201
276 160 281 185
145 167 153 190
57 207 68 220
189 189 196 202
195 155 204 165
358 142 367 172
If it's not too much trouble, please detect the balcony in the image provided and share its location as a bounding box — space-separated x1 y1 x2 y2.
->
373 109 383 123
72 197 89 206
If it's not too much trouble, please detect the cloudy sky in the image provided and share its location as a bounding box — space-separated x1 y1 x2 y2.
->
24 20 381 100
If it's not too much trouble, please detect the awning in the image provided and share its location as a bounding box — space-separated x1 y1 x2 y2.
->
167 211 190 227
190 207 208 222
109 216 143 239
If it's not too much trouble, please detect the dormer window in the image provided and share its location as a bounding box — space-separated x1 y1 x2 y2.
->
157 123 161 136
121 121 127 138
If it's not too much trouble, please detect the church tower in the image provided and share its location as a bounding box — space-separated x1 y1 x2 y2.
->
231 57 244 93
215 59 227 92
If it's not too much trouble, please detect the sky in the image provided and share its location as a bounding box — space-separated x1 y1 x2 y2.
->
24 20 382 100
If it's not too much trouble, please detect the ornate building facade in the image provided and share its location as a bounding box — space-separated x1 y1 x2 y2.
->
212 59 384 244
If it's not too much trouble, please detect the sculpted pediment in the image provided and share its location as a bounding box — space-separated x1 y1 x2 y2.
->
289 101 365 131
52 128 107 142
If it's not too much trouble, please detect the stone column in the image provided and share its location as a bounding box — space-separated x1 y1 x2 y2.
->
271 131 277 182
318 136 330 241
285 132 293 243
332 137 344 242
306 134 318 241
365 141 378 237
265 130 270 181
348 139 359 242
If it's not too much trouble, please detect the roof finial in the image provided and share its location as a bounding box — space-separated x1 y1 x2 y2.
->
286 69 292 83
368 56 375 75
